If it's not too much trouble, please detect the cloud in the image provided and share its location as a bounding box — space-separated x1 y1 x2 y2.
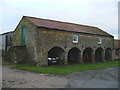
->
0 0 118 39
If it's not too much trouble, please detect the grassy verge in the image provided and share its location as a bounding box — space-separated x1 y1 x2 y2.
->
14 60 119 75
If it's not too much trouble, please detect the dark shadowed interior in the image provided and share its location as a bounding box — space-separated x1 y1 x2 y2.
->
105 48 112 61
95 47 103 62
68 47 81 64
83 47 93 63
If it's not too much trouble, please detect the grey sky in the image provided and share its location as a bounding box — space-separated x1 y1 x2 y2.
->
0 0 119 39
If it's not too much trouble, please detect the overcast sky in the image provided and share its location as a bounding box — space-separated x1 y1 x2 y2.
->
0 0 119 39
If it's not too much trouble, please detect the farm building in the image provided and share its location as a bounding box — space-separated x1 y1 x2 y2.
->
11 16 114 66
114 39 120 59
0 31 13 56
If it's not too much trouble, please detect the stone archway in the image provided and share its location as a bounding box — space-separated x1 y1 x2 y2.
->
83 47 93 63
68 47 81 64
105 48 112 61
48 47 65 65
95 47 103 62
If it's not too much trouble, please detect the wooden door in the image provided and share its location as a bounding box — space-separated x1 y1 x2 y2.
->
21 26 26 44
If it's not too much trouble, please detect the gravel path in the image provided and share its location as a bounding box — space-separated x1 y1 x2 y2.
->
2 66 119 88
2 66 68 88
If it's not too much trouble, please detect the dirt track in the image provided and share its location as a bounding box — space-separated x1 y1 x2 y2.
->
2 66 118 88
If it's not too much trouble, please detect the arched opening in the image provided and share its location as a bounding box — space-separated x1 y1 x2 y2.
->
48 47 65 65
95 47 103 62
83 47 93 63
105 48 112 61
68 47 81 64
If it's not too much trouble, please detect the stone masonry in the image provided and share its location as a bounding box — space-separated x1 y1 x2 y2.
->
12 16 114 66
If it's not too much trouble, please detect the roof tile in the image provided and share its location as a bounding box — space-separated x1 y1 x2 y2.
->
24 16 113 36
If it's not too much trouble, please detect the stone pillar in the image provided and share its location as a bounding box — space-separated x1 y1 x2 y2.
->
103 50 105 62
80 51 83 64
112 50 115 61
36 50 48 66
92 50 95 63
64 51 68 65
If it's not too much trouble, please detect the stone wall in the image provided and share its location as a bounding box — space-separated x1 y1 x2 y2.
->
114 49 120 59
13 17 114 66
6 45 26 64
13 18 38 64
36 28 114 66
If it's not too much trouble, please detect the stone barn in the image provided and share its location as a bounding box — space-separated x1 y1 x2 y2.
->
12 16 114 66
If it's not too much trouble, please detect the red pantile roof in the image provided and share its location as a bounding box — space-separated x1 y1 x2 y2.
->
114 39 120 49
24 16 113 37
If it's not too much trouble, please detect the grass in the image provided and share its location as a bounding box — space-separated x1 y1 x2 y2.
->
14 60 119 75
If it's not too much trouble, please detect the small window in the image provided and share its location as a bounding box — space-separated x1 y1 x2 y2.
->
73 35 78 43
98 37 102 44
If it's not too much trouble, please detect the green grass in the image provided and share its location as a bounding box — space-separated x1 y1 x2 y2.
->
14 60 119 75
